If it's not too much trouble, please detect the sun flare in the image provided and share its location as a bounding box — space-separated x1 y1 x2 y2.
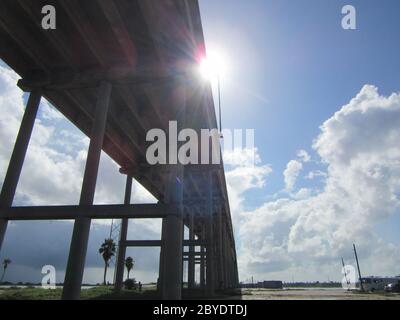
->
199 50 228 81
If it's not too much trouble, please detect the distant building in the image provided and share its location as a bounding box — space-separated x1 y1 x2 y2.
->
262 281 283 289
361 276 400 292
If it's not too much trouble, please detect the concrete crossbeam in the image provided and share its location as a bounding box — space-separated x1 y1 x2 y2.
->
0 203 177 220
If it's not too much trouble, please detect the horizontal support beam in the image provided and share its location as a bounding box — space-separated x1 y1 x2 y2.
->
0 203 177 220
183 258 202 262
121 240 161 247
17 66 190 91
183 198 224 206
183 240 206 246
120 240 206 248
120 164 222 176
183 251 205 256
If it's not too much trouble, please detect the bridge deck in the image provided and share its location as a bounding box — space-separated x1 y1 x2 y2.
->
0 0 238 298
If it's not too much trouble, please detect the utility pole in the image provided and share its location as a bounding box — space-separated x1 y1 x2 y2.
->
217 74 222 134
353 244 364 291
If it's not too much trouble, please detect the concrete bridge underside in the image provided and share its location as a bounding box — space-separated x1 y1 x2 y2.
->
0 0 238 299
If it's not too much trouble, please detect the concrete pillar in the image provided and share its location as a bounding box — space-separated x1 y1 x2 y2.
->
213 217 220 290
158 216 168 293
230 249 235 288
200 228 206 290
188 212 195 289
114 175 132 291
220 222 225 289
160 81 186 299
217 207 224 290
234 260 239 287
0 91 41 251
227 256 232 289
223 231 229 288
161 170 184 299
230 258 234 288
226 246 230 287
205 172 214 296
229 246 233 289
62 81 112 300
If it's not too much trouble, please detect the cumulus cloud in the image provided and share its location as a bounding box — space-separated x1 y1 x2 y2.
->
238 85 400 281
283 160 303 191
40 100 63 121
225 148 272 227
223 147 261 167
297 149 311 163
305 170 327 180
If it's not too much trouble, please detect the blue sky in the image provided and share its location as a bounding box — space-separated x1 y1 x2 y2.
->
200 0 400 245
201 0 400 194
1 1 400 284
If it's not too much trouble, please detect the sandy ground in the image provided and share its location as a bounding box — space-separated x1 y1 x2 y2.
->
1 286 399 300
237 288 400 300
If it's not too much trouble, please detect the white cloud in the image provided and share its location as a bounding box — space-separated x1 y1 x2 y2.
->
283 160 303 191
237 85 400 282
223 147 261 167
305 170 327 180
225 148 272 228
0 67 24 171
297 149 311 162
40 100 63 121
292 188 313 200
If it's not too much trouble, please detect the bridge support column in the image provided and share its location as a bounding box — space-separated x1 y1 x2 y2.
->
188 212 195 289
158 216 167 293
160 81 186 299
62 81 112 300
228 244 233 289
205 172 215 297
224 231 230 288
200 229 206 290
161 171 184 299
114 175 132 292
221 227 225 288
217 207 224 290
0 91 41 251
233 250 239 288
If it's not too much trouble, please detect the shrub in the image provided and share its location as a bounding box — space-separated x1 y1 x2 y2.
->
124 278 136 290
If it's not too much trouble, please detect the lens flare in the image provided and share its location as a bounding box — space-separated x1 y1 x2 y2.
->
198 50 228 81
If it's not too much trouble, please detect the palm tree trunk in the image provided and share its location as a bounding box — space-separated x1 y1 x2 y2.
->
127 270 130 280
103 262 108 285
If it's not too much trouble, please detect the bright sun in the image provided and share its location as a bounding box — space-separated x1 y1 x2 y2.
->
199 50 228 81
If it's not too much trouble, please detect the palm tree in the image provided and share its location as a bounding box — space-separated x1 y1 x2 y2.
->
1 258 11 282
125 256 134 279
98 239 116 285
